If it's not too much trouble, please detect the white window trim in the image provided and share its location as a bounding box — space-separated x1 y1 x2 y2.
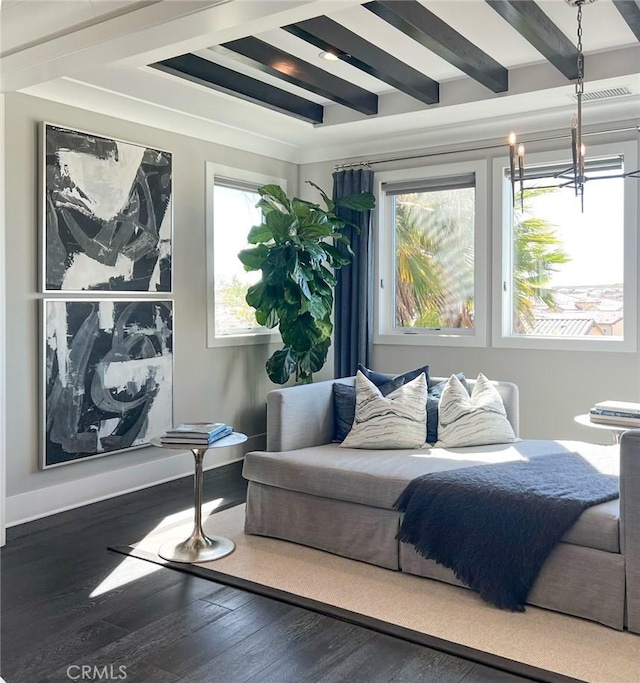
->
374 160 488 348
205 163 285 348
491 140 638 353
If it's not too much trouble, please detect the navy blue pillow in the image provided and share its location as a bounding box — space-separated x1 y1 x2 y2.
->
332 376 405 442
426 373 470 444
358 363 430 389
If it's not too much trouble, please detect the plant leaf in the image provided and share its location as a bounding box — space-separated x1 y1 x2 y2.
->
275 301 300 328
298 338 331 374
297 222 332 240
266 347 296 384
306 180 334 211
266 210 294 243
291 260 312 300
245 280 269 310
318 264 337 286
256 308 279 328
259 185 290 212
323 243 351 267
291 199 313 218
303 242 327 266
281 312 320 353
302 294 331 320
315 316 333 339
310 274 333 299
334 192 376 211
282 282 301 305
238 244 268 271
247 222 273 244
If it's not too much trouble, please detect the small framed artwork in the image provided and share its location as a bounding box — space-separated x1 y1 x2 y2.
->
42 298 174 468
42 123 172 292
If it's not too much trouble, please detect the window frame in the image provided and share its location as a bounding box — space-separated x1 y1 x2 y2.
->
205 163 285 348
491 140 638 352
374 160 488 347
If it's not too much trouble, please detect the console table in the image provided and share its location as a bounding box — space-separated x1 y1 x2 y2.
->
151 432 247 563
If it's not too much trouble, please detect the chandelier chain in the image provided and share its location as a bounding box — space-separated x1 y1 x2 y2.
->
576 2 584 96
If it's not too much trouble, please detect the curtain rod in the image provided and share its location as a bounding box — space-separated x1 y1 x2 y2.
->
333 124 640 171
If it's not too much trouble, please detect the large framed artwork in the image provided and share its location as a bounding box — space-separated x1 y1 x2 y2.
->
43 299 174 468
42 123 172 292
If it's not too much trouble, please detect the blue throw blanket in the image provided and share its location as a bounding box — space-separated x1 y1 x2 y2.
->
394 452 619 611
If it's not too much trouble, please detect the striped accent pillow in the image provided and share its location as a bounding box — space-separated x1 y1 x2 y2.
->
341 371 427 449
436 373 517 448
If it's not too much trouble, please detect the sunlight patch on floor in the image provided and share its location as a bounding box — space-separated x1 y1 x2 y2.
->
89 497 224 597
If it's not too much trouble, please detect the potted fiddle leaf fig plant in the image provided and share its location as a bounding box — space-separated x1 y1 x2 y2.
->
238 181 375 385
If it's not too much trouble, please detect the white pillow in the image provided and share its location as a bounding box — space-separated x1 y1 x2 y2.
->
341 371 427 449
436 373 517 448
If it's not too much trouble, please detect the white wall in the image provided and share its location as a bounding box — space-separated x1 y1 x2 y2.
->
4 93 299 525
0 93 6 545
301 126 640 443
6 91 637 525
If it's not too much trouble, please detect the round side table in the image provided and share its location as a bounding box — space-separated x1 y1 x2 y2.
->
574 414 627 444
151 432 247 563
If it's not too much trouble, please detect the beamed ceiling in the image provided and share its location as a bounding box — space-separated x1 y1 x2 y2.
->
1 0 639 163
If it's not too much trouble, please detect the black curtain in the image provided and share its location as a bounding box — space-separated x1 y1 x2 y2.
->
332 168 374 378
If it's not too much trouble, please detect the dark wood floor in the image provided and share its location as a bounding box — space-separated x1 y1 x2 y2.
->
1 462 537 683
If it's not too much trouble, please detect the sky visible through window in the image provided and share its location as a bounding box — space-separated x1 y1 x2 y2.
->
523 173 623 288
515 168 624 338
213 184 262 335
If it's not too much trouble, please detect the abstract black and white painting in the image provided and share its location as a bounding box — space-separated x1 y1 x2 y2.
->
43 124 172 292
43 299 173 468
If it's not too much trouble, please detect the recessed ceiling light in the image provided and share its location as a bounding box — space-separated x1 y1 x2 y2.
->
319 50 339 62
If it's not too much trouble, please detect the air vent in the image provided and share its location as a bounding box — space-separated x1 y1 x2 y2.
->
573 86 633 102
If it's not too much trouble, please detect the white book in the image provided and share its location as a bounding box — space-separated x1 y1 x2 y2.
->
593 400 640 415
589 414 640 427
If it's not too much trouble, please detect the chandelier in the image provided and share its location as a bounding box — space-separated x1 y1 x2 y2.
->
508 0 639 212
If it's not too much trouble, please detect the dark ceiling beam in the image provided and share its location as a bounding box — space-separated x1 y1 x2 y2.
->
612 0 640 41
152 54 324 124
364 0 508 93
486 0 579 80
284 16 439 105
218 36 378 115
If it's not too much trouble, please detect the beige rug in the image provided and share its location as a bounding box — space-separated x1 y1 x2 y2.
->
113 503 640 683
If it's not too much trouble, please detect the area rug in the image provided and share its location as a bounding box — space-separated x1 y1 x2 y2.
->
111 504 640 683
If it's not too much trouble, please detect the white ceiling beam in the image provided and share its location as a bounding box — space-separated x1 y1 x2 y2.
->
0 0 363 93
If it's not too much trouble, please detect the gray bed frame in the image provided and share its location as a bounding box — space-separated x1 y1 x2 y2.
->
242 376 640 633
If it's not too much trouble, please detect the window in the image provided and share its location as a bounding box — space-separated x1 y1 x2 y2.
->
375 161 488 347
206 164 285 347
493 141 637 351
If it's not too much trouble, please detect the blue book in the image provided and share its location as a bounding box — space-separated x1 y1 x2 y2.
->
590 408 640 420
161 425 233 445
166 422 230 437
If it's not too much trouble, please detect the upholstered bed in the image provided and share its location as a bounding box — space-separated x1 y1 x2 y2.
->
242 376 640 633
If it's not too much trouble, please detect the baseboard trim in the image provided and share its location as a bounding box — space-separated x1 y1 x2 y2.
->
6 433 264 526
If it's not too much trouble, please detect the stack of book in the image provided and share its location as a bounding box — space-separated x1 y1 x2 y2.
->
589 401 640 427
161 422 233 446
